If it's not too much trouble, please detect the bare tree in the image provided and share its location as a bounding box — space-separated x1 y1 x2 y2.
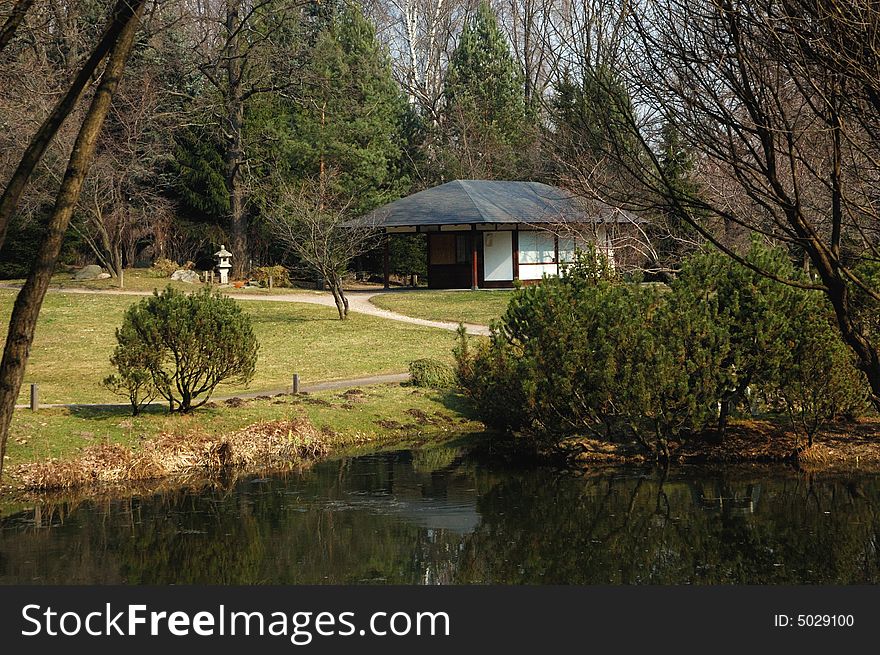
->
188 0 306 278
497 0 557 105
0 0 36 54
265 172 381 320
74 68 174 286
0 0 146 482
0 0 147 253
562 0 880 408
367 0 470 122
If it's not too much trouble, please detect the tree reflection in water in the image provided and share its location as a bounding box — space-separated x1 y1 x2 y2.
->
1 447 878 584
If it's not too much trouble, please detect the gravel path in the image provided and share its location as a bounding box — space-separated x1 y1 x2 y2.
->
0 285 491 336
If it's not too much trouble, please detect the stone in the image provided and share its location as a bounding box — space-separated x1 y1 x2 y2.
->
171 269 201 284
74 264 103 280
96 272 111 279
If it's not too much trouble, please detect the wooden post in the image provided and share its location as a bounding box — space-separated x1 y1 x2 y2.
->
512 228 520 282
30 383 38 411
383 232 390 289
554 233 560 277
471 226 478 290
292 374 300 395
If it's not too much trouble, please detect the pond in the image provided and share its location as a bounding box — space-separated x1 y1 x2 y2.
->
1 444 879 584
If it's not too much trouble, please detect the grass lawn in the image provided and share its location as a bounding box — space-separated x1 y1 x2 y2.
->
371 289 515 325
4 383 483 471
0 289 464 405
4 267 328 295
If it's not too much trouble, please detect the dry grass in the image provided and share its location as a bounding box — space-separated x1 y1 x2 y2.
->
5 267 329 295
12 418 329 491
556 417 880 471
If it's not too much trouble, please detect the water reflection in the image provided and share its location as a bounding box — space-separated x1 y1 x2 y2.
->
1 446 878 584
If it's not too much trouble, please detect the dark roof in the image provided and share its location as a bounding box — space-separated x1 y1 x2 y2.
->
365 180 634 227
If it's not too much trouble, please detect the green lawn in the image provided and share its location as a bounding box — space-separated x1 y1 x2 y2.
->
0 289 462 405
4 267 328 295
371 289 514 325
5 383 482 471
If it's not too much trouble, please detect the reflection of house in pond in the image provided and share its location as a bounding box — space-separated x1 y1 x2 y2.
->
331 450 481 535
691 481 763 514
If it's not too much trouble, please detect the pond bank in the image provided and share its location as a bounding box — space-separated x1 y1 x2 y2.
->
559 417 880 473
4 446 880 584
1 383 483 501
5 384 880 502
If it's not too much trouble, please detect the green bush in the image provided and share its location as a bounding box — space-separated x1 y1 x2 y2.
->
456 249 726 456
408 358 455 389
103 319 158 415
109 287 259 412
455 243 870 457
455 324 531 433
774 307 869 446
671 241 805 430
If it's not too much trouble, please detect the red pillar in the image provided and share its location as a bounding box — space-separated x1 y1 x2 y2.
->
383 232 390 289
471 227 478 290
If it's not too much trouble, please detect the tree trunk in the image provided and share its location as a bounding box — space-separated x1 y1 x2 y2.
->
0 0 35 54
0 1 143 483
0 0 145 253
112 244 124 287
329 275 348 320
225 2 247 279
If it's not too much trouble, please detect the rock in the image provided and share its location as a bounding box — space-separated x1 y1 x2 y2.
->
74 264 103 280
171 269 201 284
96 272 111 279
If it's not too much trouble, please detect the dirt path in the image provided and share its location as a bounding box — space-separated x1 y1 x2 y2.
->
0 284 491 336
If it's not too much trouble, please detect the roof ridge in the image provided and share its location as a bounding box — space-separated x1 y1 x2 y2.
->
456 179 493 222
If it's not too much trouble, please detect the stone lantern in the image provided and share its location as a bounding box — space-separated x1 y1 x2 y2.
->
214 244 232 284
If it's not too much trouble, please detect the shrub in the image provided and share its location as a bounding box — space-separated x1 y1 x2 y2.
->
103 319 158 415
110 287 259 412
455 323 531 433
456 242 870 457
671 241 805 431
252 265 290 288
456 251 725 457
679 243 870 442
774 307 869 446
408 358 455 389
151 257 179 277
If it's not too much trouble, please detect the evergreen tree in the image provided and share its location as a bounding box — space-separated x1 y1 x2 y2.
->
438 1 534 180
172 127 229 221
549 65 637 173
290 2 407 214
652 119 702 270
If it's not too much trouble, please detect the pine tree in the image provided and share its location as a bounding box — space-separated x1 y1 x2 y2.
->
653 119 702 270
438 1 533 180
290 2 407 214
549 65 636 168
